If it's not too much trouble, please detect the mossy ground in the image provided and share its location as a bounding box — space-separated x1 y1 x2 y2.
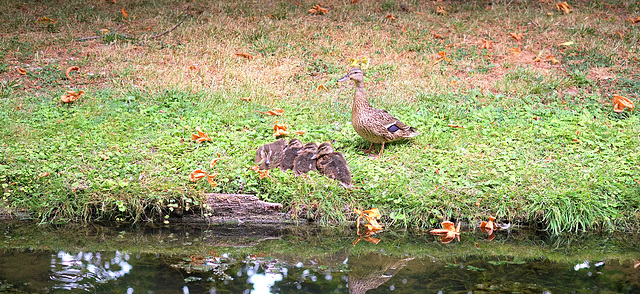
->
1 0 639 233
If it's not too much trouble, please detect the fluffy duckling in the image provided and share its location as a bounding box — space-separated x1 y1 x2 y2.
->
254 138 286 170
338 67 419 157
293 142 318 176
279 139 304 172
312 142 352 188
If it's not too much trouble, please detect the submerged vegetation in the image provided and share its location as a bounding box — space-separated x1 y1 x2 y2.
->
0 0 639 233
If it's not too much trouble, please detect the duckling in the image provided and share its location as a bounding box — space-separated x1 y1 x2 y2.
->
254 138 286 170
293 142 318 176
279 139 304 172
312 142 352 188
338 67 419 157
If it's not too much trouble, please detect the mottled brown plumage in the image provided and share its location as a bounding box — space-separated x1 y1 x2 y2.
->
254 138 286 170
338 67 419 156
312 142 352 188
293 142 318 176
279 139 304 172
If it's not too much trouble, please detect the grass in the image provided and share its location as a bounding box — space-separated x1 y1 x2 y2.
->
0 0 639 233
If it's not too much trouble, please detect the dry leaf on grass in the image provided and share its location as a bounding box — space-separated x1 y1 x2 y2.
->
433 32 444 39
508 47 521 55
555 2 573 14
250 166 272 179
121 8 128 18
508 32 523 41
354 208 384 234
315 84 328 94
481 39 493 49
386 14 396 21
209 157 221 169
546 55 560 64
558 41 574 46
191 127 212 143
189 169 218 187
65 66 79 80
430 221 461 243
273 121 289 137
294 130 306 135
240 97 251 102
349 56 370 68
36 16 56 24
257 108 284 116
16 67 26 75
433 50 451 65
61 90 85 103
39 172 50 178
612 94 634 112
479 216 498 241
448 124 463 128
308 4 328 15
436 6 447 15
235 52 254 59
629 17 640 24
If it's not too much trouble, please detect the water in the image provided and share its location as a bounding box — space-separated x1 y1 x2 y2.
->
1 222 639 293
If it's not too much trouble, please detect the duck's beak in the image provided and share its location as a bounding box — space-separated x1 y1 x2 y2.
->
337 74 349 82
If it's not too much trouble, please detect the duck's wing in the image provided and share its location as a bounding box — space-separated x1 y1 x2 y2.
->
370 108 419 136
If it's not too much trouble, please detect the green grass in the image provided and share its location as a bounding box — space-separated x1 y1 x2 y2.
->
0 0 639 233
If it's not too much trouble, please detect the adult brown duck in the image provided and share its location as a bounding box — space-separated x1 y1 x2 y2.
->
338 67 419 157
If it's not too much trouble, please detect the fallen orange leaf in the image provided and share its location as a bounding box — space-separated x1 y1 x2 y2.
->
433 32 444 39
191 127 212 143
612 94 634 112
429 221 461 243
354 208 384 234
235 52 254 59
250 166 272 179
546 55 560 64
386 14 396 21
189 169 208 182
273 121 289 138
36 16 56 24
631 17 640 24
508 47 521 55
315 84 329 94
17 67 26 75
479 216 498 234
121 8 129 18
448 124 463 128
508 32 523 41
61 90 85 103
433 50 451 65
65 66 79 80
210 158 221 169
555 2 573 14
294 130 306 135
207 173 218 187
308 4 328 15
481 39 493 49
257 108 284 116
436 6 447 15
39 172 50 178
240 97 251 102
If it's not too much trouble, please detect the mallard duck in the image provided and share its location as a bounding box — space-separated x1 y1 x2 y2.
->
312 142 352 188
280 139 304 172
254 138 286 170
293 142 318 176
338 67 419 157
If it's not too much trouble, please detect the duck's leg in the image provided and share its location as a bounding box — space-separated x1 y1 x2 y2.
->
360 142 375 155
377 142 386 158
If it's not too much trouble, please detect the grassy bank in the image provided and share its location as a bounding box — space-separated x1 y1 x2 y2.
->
1 0 639 233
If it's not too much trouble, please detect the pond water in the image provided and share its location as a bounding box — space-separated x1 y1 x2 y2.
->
1 222 639 293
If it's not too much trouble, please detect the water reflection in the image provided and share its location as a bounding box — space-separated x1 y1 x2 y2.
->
50 250 132 291
1 222 639 293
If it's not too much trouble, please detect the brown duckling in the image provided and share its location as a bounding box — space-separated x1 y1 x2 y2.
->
312 142 352 188
279 139 304 172
254 138 286 170
293 142 318 176
338 67 419 157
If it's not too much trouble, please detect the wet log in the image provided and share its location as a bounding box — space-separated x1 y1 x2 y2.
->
202 193 284 223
